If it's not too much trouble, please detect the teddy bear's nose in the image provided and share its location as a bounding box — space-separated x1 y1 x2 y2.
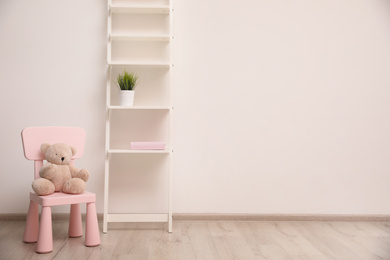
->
61 157 65 162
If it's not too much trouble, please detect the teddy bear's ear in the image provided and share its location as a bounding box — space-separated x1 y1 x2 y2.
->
70 146 77 156
41 143 51 154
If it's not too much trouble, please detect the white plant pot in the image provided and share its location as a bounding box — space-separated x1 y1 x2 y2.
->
119 90 135 106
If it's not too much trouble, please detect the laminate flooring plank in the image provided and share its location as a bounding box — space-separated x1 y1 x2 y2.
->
183 221 220 259
319 222 389 259
268 222 328 259
248 222 294 259
116 223 164 259
347 222 390 259
297 221 380 260
352 236 390 260
209 222 262 259
172 221 198 260
208 221 242 237
293 221 353 260
109 224 136 259
150 224 184 260
233 222 268 259
209 222 256 259
0 220 36 260
382 222 390 235
54 237 103 260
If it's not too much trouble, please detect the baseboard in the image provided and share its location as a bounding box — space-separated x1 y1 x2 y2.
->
0 213 104 221
2 213 390 222
172 213 390 222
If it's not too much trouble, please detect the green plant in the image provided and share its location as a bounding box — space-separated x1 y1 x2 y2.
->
116 71 139 91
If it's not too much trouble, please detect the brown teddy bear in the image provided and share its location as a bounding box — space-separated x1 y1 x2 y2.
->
31 143 89 196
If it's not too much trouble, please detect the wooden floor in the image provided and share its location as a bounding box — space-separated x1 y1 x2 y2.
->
1 219 390 259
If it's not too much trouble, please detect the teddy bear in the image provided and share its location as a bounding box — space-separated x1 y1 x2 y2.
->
31 143 89 196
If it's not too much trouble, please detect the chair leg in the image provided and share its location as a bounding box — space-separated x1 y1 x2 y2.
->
85 202 100 247
23 200 39 243
36 206 53 253
69 204 83 237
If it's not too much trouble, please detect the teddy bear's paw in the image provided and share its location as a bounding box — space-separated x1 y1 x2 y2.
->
62 178 86 194
78 169 90 182
32 178 55 196
39 163 57 179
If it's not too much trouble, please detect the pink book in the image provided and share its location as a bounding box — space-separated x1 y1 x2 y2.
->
130 142 165 150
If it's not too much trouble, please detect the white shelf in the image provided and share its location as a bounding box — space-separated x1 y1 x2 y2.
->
110 4 170 14
108 61 170 68
105 0 173 234
108 149 170 154
108 105 171 110
109 34 170 42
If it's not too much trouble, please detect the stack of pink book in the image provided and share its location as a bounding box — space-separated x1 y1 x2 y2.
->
130 142 165 150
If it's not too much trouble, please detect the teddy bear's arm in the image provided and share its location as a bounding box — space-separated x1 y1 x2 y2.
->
69 164 90 182
39 162 57 179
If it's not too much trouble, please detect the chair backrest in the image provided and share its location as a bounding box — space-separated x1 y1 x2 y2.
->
21 126 86 179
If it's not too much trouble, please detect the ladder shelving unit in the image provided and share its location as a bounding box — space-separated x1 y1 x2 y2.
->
104 0 173 233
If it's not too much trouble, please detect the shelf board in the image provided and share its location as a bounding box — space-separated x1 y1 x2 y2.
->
108 105 170 110
109 34 170 42
108 61 170 68
110 4 170 14
108 149 170 154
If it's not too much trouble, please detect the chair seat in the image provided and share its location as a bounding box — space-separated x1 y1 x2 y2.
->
30 191 96 207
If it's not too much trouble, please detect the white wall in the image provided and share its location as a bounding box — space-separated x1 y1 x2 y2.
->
0 0 107 213
172 0 390 215
1 0 390 215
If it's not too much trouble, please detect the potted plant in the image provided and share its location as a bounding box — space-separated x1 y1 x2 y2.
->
116 70 139 106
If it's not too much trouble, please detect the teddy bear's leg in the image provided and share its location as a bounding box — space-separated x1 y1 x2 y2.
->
62 178 86 194
76 169 89 182
69 165 89 182
32 178 55 196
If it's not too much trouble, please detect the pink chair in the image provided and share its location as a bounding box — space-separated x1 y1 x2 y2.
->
21 126 100 253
